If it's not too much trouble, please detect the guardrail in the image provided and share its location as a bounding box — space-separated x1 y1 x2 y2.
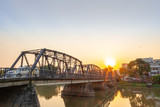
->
0 68 10 78
0 68 104 80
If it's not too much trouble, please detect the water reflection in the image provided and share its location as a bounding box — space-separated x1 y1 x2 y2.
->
61 88 117 107
0 85 159 107
36 85 118 107
36 85 61 99
36 85 160 107
118 87 160 107
0 86 40 107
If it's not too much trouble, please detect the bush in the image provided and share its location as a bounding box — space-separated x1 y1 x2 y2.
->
151 75 160 84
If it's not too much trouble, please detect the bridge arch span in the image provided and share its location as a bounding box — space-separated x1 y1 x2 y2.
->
83 64 103 79
3 48 104 80
9 48 84 78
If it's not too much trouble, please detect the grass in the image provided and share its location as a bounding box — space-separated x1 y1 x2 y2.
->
152 84 160 87
118 81 160 87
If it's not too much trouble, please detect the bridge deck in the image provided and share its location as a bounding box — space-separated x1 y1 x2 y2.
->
0 49 112 88
0 78 106 88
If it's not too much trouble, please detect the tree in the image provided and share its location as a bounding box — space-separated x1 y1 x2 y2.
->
119 67 128 76
151 75 160 84
127 58 150 78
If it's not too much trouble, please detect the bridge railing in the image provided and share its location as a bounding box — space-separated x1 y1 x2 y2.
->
0 67 104 80
38 69 104 80
0 68 10 78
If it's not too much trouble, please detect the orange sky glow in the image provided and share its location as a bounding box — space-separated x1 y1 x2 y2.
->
1 0 160 70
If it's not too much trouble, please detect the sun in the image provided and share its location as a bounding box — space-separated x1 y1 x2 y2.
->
105 57 116 67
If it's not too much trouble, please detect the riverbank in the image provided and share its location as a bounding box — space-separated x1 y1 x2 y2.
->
118 81 160 87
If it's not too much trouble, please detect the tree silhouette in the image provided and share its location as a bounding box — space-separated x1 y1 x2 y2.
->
128 59 150 78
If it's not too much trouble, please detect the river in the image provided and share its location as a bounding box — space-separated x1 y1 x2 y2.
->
0 85 159 107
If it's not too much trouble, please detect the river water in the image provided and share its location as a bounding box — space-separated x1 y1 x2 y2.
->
0 85 159 107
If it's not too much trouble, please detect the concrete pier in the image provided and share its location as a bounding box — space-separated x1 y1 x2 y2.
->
91 82 108 90
62 83 95 97
61 81 113 97
106 80 117 87
0 85 40 107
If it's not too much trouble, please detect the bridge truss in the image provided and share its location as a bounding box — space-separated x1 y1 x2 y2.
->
4 48 103 79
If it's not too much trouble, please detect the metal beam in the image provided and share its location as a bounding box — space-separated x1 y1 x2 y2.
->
42 55 44 69
45 56 51 70
10 52 24 69
21 55 23 67
30 49 45 75
24 54 30 67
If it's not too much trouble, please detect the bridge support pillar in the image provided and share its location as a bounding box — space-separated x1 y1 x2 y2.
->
62 83 95 97
106 80 117 87
91 82 108 90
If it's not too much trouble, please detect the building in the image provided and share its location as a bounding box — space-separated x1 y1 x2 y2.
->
122 63 128 68
119 63 128 77
141 57 160 76
141 57 153 63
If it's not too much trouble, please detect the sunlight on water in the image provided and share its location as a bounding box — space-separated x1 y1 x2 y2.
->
37 85 65 107
38 95 65 107
0 85 159 107
35 85 160 107
109 91 131 107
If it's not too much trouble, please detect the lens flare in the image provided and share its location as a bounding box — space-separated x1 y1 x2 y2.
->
105 57 116 67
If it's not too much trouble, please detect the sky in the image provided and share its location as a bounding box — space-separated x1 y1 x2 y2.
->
0 0 160 69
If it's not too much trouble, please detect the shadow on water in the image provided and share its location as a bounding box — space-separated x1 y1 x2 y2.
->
0 85 40 107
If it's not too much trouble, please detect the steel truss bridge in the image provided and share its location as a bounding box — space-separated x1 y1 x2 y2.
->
0 48 107 88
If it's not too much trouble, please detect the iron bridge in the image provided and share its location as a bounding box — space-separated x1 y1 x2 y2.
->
0 48 104 81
